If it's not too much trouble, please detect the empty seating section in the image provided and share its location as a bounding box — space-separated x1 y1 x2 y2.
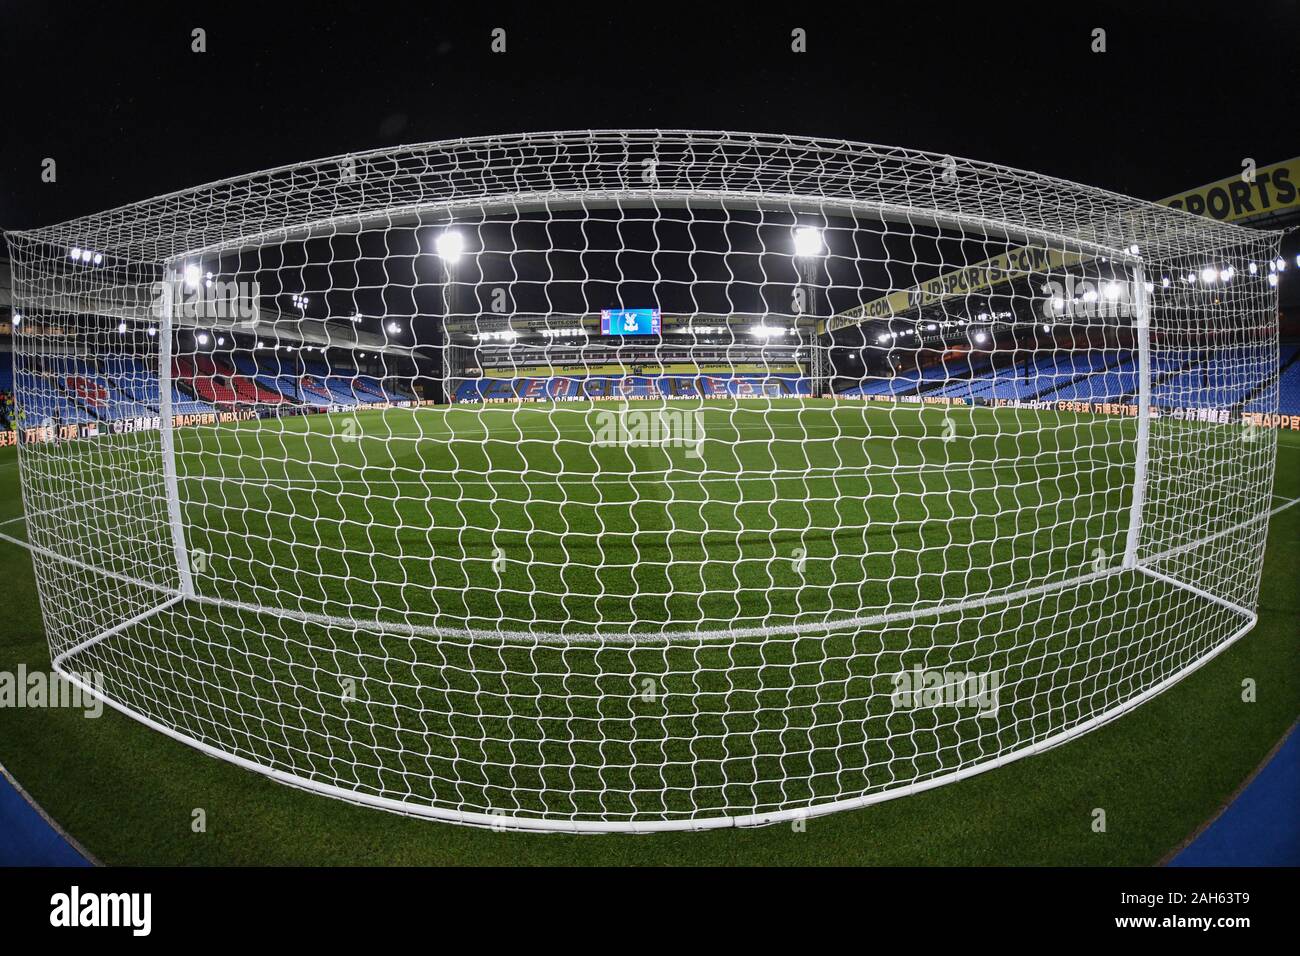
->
1153 346 1267 409
356 375 414 402
101 356 215 416
837 343 1300 413
456 373 809 401
1246 342 1300 414
296 378 337 405
168 355 418 407
848 350 1136 403
297 360 413 404
231 354 294 400
69 359 159 419
1276 346 1300 414
174 356 237 406
14 366 94 424
1 348 417 426
17 356 95 424
191 355 284 406
5 342 1295 427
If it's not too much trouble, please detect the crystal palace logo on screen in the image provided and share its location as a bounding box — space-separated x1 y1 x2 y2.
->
600 308 661 335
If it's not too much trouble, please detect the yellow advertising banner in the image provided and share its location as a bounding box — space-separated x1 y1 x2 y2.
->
1160 157 1300 225
825 156 1299 331
825 246 1087 331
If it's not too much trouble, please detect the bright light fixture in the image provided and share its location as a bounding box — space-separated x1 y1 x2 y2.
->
436 230 465 262
792 226 824 258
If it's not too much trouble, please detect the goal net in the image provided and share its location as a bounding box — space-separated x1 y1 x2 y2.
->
5 132 1281 831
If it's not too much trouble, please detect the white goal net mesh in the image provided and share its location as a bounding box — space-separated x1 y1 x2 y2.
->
5 131 1281 830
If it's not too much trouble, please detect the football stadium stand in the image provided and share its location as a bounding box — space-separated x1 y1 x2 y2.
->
456 372 809 402
833 340 1300 415
2 334 1296 436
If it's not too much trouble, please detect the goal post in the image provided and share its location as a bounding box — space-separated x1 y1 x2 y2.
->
1123 261 1151 571
4 131 1282 832
157 262 194 599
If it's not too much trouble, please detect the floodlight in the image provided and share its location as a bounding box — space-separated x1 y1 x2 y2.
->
792 226 824 258
436 230 465 262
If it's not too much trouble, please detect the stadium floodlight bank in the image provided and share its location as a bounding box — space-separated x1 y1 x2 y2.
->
5 131 1281 832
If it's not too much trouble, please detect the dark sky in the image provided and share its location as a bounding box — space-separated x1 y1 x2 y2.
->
1 2 1297 231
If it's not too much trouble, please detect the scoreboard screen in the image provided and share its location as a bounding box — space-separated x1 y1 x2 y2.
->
600 308 661 336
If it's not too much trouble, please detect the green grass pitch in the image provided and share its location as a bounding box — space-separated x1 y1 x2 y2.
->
0 401 1296 860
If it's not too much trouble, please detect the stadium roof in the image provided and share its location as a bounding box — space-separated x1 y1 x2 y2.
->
826 155 1300 332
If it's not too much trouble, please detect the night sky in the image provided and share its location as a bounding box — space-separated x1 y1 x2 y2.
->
2 3 1298 230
